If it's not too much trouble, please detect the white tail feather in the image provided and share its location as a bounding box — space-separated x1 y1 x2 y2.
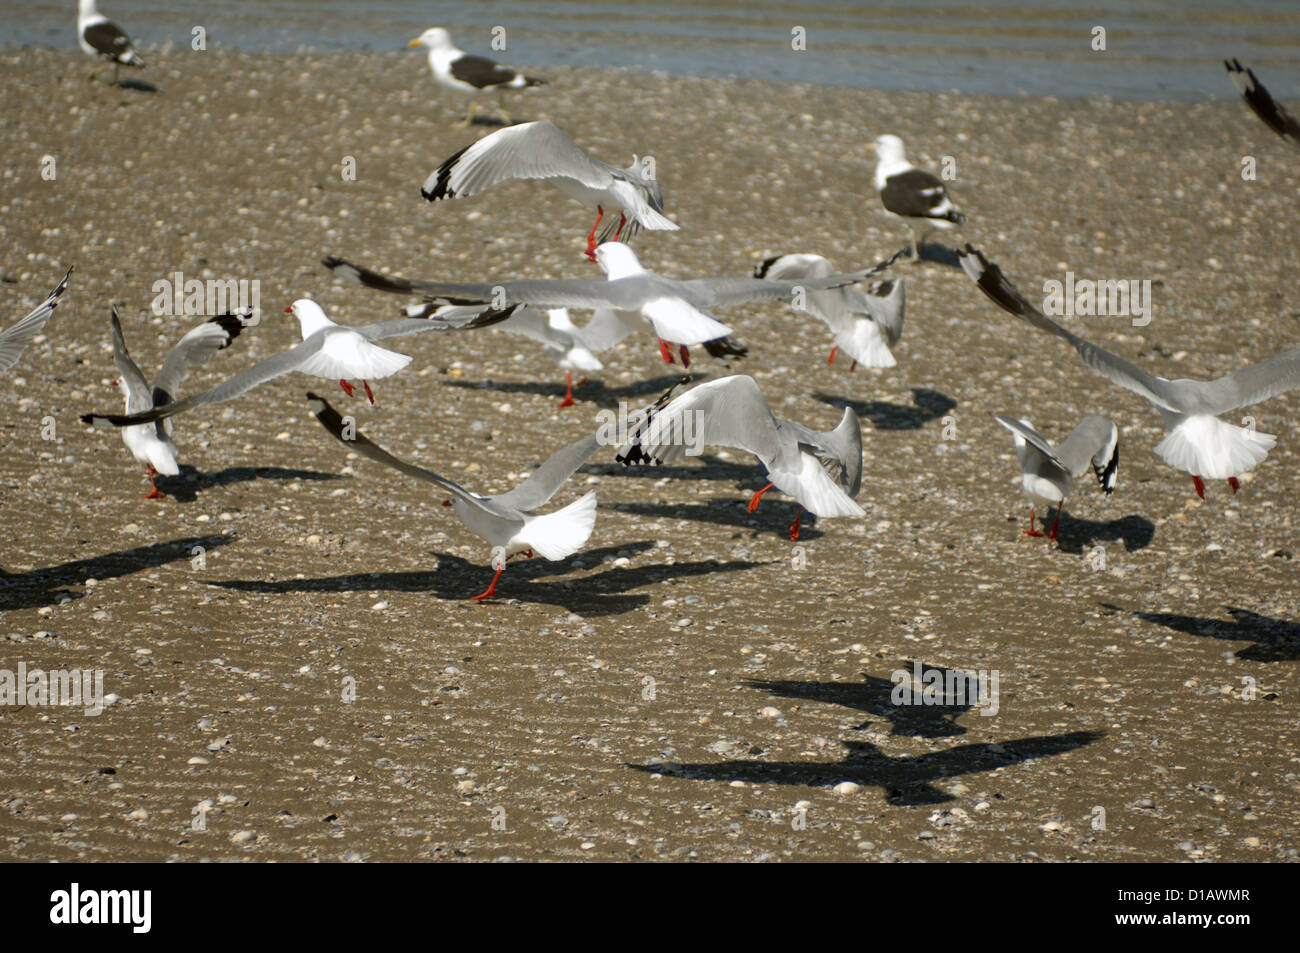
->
835 321 896 369
1155 414 1275 480
517 491 598 560
773 453 865 518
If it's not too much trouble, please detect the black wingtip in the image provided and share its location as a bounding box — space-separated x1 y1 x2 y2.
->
753 254 782 279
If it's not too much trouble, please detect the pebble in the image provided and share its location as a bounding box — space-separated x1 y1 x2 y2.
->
230 830 257 845
832 781 861 795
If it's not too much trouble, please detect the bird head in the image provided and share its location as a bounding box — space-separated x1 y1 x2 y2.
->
284 299 332 339
872 134 905 163
408 27 451 50
593 242 645 280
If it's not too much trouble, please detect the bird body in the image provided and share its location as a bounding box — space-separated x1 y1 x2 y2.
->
78 0 144 84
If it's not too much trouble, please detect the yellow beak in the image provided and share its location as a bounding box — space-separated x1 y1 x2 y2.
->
407 37 423 48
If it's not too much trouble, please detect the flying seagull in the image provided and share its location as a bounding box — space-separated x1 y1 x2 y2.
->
994 414 1119 542
613 375 865 540
408 27 545 127
959 245 1300 498
1225 59 1300 148
80 298 515 430
873 135 965 262
323 242 905 369
78 0 145 86
307 392 599 600
0 267 72 374
754 253 906 370
96 307 254 498
422 120 677 259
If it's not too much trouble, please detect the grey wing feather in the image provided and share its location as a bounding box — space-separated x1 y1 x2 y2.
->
0 266 72 373
153 311 254 406
1192 346 1300 413
994 414 1065 470
107 308 153 414
494 433 602 512
359 308 519 340
688 248 907 309
424 121 620 199
783 406 863 497
1056 414 1120 492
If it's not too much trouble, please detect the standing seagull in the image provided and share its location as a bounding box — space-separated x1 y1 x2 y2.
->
324 243 904 369
408 27 546 127
873 135 965 261
98 307 254 498
755 253 906 370
423 121 677 258
1225 59 1300 148
613 375 865 540
959 246 1300 498
0 267 72 374
995 414 1119 542
78 0 145 86
307 393 599 601
80 299 515 430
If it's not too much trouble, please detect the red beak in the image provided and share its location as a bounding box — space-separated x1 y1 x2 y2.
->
442 500 451 507
283 305 293 313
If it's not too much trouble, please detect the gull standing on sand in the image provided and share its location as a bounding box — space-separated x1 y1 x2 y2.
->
81 298 515 430
0 267 72 374
422 120 677 258
614 375 865 540
96 307 255 498
324 243 905 369
755 253 906 370
960 246 1300 498
995 414 1119 542
78 0 145 86
307 392 599 601
1225 59 1300 148
408 27 546 126
873 135 965 261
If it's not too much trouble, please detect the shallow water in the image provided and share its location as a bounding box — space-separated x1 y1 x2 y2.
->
8 1 1300 100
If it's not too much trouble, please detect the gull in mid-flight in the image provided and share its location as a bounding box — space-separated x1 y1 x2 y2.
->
0 267 72 374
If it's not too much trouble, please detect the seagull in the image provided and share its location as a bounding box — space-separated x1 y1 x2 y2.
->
407 27 546 127
754 253 906 370
959 245 1300 498
1225 59 1300 148
613 375 865 540
422 120 677 259
78 0 145 86
323 243 904 369
873 135 965 261
97 307 254 498
307 392 599 601
80 298 516 430
994 414 1119 542
0 267 72 374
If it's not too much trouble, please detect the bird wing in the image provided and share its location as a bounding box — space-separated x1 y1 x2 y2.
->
0 266 72 373
686 247 907 309
357 307 520 340
1056 415 1120 493
993 414 1066 470
449 54 525 89
494 433 602 512
152 311 255 407
782 406 863 498
1225 58 1300 147
106 307 153 414
880 168 962 220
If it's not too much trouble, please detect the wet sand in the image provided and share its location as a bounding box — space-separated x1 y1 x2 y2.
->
0 48 1297 861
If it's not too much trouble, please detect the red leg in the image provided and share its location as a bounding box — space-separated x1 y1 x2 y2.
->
1023 506 1045 537
1048 505 1062 542
1228 477 1240 493
585 205 605 260
471 566 504 601
558 370 577 408
658 339 675 364
849 360 857 374
827 345 837 366
679 345 690 368
789 507 803 541
748 482 774 514
363 380 375 405
1192 475 1206 499
144 465 166 500
612 212 627 242
339 379 356 398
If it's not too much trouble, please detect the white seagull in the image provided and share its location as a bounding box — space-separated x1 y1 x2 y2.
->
98 306 254 498
613 375 865 540
960 246 1300 498
324 242 904 369
81 298 515 430
873 135 965 261
0 267 72 374
408 27 546 126
307 392 599 601
422 120 677 258
755 253 906 370
1225 59 1300 149
995 414 1119 542
78 0 145 86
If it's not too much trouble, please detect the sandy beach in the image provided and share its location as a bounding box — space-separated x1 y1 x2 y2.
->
0 47 1297 862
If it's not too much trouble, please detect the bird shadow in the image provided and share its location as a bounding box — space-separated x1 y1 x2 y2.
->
815 388 956 431
0 534 233 612
1113 604 1300 662
154 466 340 503
629 730 1104 805
603 499 825 541
114 78 158 93
208 542 765 617
441 373 699 410
1047 512 1156 554
747 662 993 739
584 456 762 485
